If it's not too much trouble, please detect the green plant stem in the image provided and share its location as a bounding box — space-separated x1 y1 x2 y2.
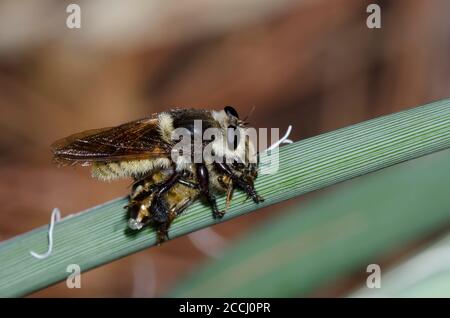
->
168 149 450 297
0 99 449 297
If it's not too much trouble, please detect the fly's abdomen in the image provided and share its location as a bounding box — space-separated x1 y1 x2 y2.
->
91 158 171 181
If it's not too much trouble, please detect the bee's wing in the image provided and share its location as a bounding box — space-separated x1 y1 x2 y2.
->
51 117 171 165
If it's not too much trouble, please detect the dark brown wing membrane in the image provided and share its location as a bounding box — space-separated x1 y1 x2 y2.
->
51 117 171 165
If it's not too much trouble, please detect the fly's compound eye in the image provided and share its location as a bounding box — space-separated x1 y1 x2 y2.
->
227 125 240 150
224 106 239 119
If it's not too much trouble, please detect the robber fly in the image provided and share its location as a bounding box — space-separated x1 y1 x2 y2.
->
52 106 263 243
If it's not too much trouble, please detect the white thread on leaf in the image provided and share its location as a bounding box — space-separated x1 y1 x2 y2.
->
266 125 293 152
30 208 61 259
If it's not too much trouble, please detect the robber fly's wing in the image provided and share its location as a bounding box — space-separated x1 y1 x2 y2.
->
51 117 171 165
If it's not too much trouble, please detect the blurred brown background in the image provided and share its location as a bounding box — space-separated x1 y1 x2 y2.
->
0 0 449 297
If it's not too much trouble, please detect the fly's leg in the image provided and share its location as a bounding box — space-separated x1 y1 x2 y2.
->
196 163 225 219
151 197 171 244
215 162 264 203
148 171 183 243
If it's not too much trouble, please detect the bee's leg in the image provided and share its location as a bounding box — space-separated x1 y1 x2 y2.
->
224 178 234 212
215 162 264 203
218 175 234 212
177 178 199 189
196 163 225 219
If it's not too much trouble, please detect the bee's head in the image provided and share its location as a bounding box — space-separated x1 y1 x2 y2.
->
210 106 257 165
